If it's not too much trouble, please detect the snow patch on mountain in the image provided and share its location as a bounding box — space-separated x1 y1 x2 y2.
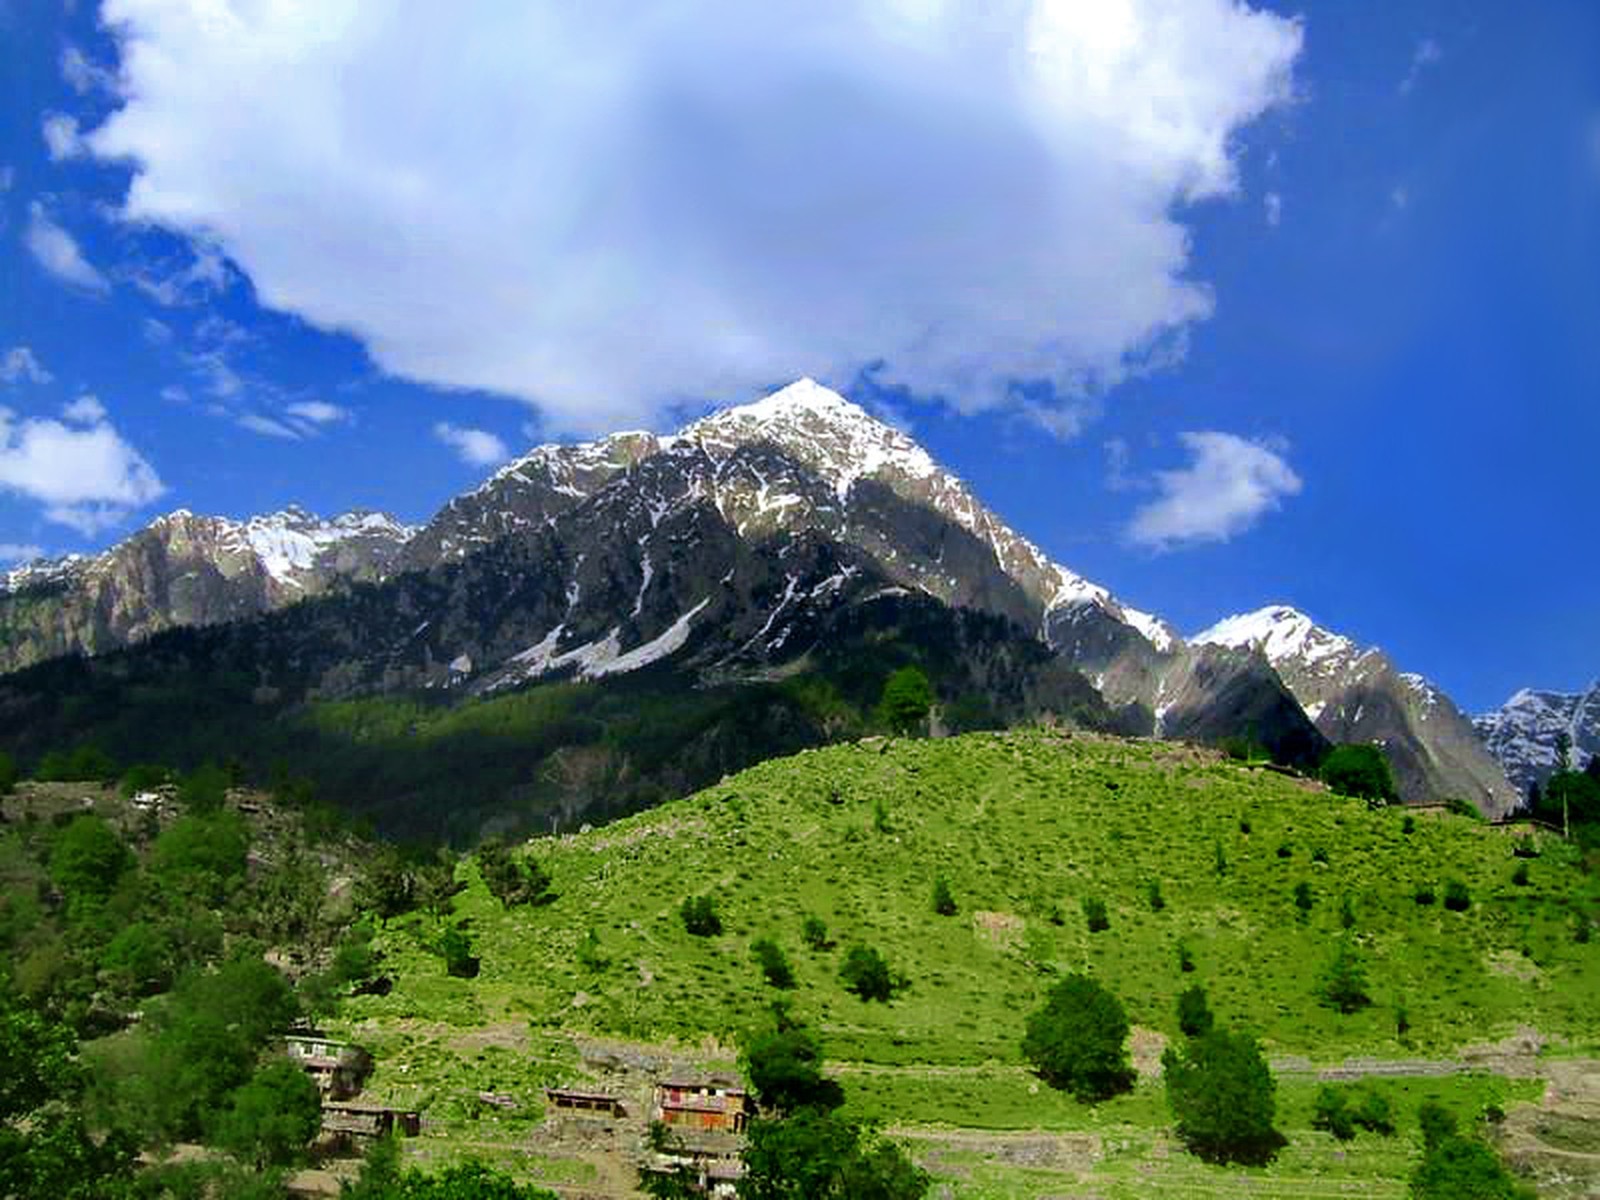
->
1476 683 1600 791
1193 605 1357 669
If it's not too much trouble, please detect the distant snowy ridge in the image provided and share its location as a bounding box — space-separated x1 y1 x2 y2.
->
1476 683 1600 793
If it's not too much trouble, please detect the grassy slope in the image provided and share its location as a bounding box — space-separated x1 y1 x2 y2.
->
339 731 1600 1195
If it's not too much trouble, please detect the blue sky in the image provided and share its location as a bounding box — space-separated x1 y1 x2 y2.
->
1 0 1597 712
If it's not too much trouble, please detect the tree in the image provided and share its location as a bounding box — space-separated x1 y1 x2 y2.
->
1312 1085 1356 1140
35 745 117 783
1410 1135 1535 1200
48 815 133 905
178 763 230 815
150 812 249 906
741 1021 842 1115
356 847 417 923
1176 984 1214 1039
751 938 795 990
1161 1028 1281 1164
118 763 170 797
1444 879 1472 912
1021 974 1134 1102
840 946 896 1002
1320 744 1398 805
1293 881 1314 917
1319 943 1372 1014
476 838 553 907
680 895 722 937
802 916 831 951
439 926 479 978
738 1107 929 1200
931 877 956 917
876 666 934 735
0 750 16 795
344 1158 557 1199
214 1060 322 1170
1082 896 1110 933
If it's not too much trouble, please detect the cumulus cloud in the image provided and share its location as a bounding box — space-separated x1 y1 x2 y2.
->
434 423 510 467
1 347 53 386
0 544 45 565
42 113 86 161
0 406 165 535
1125 431 1301 550
87 0 1302 435
62 394 108 425
25 203 108 293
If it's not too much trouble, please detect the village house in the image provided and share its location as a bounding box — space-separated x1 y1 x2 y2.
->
320 1100 422 1139
544 1087 627 1119
284 1033 372 1100
652 1074 753 1135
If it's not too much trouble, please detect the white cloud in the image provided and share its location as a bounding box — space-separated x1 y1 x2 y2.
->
62 394 108 425
1264 191 1282 227
41 113 86 161
1125 431 1301 551
61 46 118 96
0 406 165 535
131 243 232 307
285 400 349 425
0 543 45 565
1399 37 1441 95
88 0 1302 435
25 203 109 293
1390 185 1409 212
237 413 302 440
142 317 173 344
434 422 509 467
1 347 53 386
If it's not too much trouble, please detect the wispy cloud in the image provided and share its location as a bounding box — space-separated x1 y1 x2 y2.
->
1 347 53 386
1264 191 1282 227
236 413 302 440
1125 431 1302 551
0 404 165 535
1399 38 1442 96
285 400 350 426
42 112 86 161
61 46 118 96
434 422 510 467
0 543 45 565
25 203 108 293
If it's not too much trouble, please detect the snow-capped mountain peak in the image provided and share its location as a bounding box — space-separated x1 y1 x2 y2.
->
1193 605 1361 671
1476 682 1600 792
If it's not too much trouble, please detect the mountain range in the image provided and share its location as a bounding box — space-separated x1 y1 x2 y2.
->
0 379 1548 825
1475 683 1600 796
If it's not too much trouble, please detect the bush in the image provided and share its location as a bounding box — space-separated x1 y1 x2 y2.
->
1443 880 1472 912
1276 842 1292 859
1176 984 1213 1039
1214 841 1228 876
680 895 722 937
576 928 609 973
48 815 134 904
1021 974 1134 1102
0 751 15 795
1415 886 1437 906
1312 1085 1356 1140
35 745 117 783
1320 944 1372 1014
740 1019 843 1115
1162 1028 1281 1164
1293 881 1313 915
1411 1135 1535 1200
1512 835 1539 859
213 1060 322 1170
1339 894 1356 929
1402 814 1416 834
1311 846 1330 865
1082 896 1110 934
931 877 956 917
840 946 896 1002
439 927 479 979
1176 940 1196 973
1511 862 1531 887
876 666 934 735
801 915 831 951
1418 1100 1458 1151
1354 1089 1395 1135
477 838 553 907
1145 879 1165 912
1320 744 1398 804
118 763 171 798
751 938 795 989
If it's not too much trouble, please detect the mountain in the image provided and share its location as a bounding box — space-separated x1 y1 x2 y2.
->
1475 683 1600 796
0 507 415 674
1193 605 1518 816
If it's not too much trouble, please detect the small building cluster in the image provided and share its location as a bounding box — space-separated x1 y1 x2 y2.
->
283 1032 420 1142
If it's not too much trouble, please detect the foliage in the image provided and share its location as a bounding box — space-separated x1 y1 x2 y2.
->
930 876 956 916
177 762 230 815
1176 984 1214 1039
1320 943 1372 1014
0 750 17 795
680 894 722 937
1082 896 1110 933
118 763 170 797
1161 1027 1281 1164
35 745 117 783
1145 878 1165 912
1418 1100 1458 1151
1311 1083 1393 1140
1410 1135 1536 1200
741 1019 843 1115
739 1107 930 1200
1021 974 1134 1102
476 837 553 907
149 812 249 905
1312 1084 1357 1140
343 1153 559 1199
801 915 831 951
1444 879 1472 911
840 945 896 1002
1293 880 1313 915
213 1060 322 1170
751 938 796 989
439 926 480 979
48 815 133 905
876 666 934 735
1320 744 1398 804
1511 861 1530 887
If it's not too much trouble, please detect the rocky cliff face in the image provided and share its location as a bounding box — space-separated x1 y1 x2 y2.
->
0 507 415 673
1193 606 1518 816
1475 684 1600 796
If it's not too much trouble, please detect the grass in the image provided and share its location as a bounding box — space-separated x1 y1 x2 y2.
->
331 730 1600 1193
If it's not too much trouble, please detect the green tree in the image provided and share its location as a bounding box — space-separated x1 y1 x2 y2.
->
1161 1028 1281 1164
439 926 479 979
0 750 16 795
751 938 795 990
476 838 553 907
1021 974 1134 1102
1176 984 1214 1039
118 763 170 797
1312 1085 1355 1140
1444 879 1472 912
1083 896 1110 933
930 877 956 917
178 762 230 815
1410 1136 1535 1200
36 745 117 783
48 815 133 905
802 915 831 951
738 1107 929 1200
356 846 417 922
150 812 250 906
680 895 722 937
1320 744 1398 804
876 666 934 735
840 946 896 1002
101 922 175 997
741 1020 843 1115
214 1060 322 1170
1319 943 1372 1014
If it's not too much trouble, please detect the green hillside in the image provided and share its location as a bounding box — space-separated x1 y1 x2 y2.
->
331 730 1600 1197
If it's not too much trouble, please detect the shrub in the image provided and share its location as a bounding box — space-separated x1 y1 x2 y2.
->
840 946 895 1002
876 666 934 735
740 1020 842 1115
1238 817 1252 834
1512 835 1539 859
1402 814 1416 834
1320 744 1397 804
1311 846 1330 865
1176 940 1196 973
1312 1086 1356 1140
1082 896 1110 934
1339 894 1356 929
801 915 831 951
931 877 956 917
1022 974 1134 1102
1577 919 1593 945
213 1060 322 1170
1162 1028 1281 1164
1418 1101 1457 1151
48 814 134 904
872 797 891 834
1354 1089 1395 1135
680 895 722 937
1396 1002 1411 1040
477 838 554 907
576 928 610 973
1145 879 1165 912
178 762 230 815
439 927 479 979
1443 880 1472 912
1511 862 1531 887
1214 841 1228 876
751 938 795 989
1415 886 1437 906
1276 842 1292 859
1176 984 1213 1039
118 763 170 798
1319 944 1372 1014
1411 1135 1534 1200
1293 881 1313 916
